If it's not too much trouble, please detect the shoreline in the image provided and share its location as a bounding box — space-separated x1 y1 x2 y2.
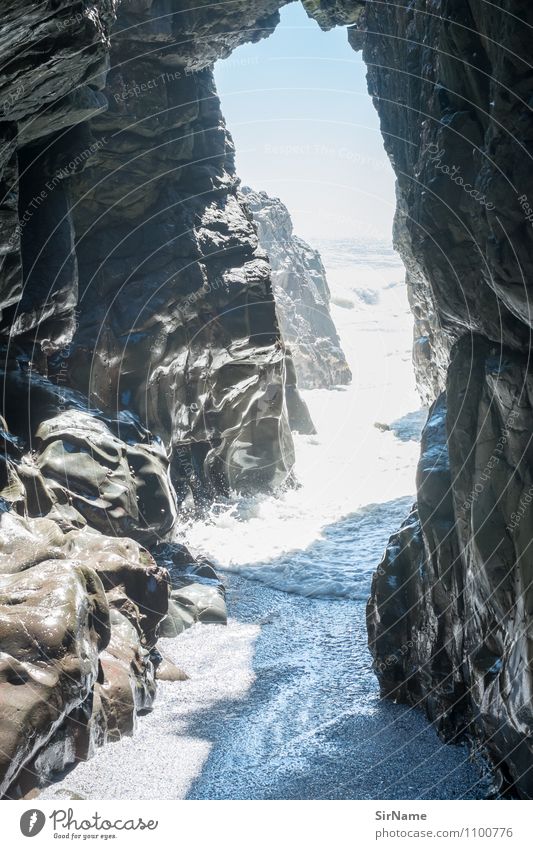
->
40 573 489 801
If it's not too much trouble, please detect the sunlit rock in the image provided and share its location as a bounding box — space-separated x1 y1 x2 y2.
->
0 555 109 798
0 513 170 797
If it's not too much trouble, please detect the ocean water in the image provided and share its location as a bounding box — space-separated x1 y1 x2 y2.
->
41 240 489 801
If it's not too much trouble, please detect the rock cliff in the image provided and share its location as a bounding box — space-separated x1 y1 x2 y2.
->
0 0 532 799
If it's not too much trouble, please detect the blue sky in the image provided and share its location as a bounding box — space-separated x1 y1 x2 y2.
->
215 1 397 242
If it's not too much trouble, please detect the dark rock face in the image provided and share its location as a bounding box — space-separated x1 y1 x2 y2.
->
241 188 351 390
1 354 176 542
367 394 469 739
368 338 533 796
0 513 167 798
446 337 533 795
0 2 114 349
56 112 292 508
358 0 533 383
0 1 285 794
1 2 297 514
152 541 228 634
67 56 296 501
395 204 453 408
284 350 317 435
1 0 533 800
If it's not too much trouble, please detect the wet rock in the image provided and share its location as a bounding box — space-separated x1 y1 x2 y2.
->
35 412 176 545
357 0 533 393
96 610 157 742
156 658 189 682
0 0 296 797
172 583 227 625
114 1 287 72
67 531 170 648
369 342 533 796
159 599 196 638
65 20 296 506
0 126 22 326
302 0 366 30
0 359 177 544
0 3 115 348
0 511 66 574
368 394 468 737
1 0 532 802
151 541 221 587
284 350 317 435
446 336 533 796
0 513 169 797
0 1 298 513
152 541 227 633
345 0 533 798
0 4 114 134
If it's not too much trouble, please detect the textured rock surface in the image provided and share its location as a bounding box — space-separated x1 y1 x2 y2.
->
359 0 533 385
0 0 295 793
446 337 533 795
368 338 533 796
0 491 229 795
0 1 297 513
0 353 176 543
0 513 170 798
368 394 468 737
152 541 228 635
0 553 108 798
64 9 296 505
351 0 533 797
241 187 351 390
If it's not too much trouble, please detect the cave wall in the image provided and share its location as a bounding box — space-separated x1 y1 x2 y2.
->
241 186 352 392
1 0 533 799
3 2 299 510
0 0 296 796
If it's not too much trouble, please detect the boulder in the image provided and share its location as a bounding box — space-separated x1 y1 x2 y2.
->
241 187 351 391
0 513 170 797
0 558 109 798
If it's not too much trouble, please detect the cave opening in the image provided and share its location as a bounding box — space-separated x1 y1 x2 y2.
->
2 0 530 804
